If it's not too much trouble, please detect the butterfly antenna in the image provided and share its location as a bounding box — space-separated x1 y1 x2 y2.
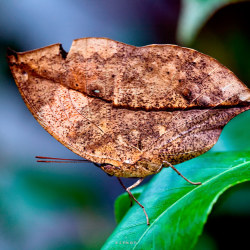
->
35 156 102 168
36 156 90 163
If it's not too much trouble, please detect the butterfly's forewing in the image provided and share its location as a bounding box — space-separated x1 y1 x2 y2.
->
8 38 250 177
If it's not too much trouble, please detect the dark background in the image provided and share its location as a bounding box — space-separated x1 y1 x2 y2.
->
0 1 249 249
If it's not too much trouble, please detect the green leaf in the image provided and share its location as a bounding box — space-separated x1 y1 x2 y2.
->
102 152 250 249
177 0 246 45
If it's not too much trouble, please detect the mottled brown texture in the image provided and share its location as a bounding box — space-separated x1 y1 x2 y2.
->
8 38 250 177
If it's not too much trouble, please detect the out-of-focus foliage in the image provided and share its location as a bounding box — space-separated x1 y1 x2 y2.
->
177 0 247 45
0 163 115 249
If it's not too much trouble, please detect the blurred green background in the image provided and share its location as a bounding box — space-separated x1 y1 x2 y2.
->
0 1 249 249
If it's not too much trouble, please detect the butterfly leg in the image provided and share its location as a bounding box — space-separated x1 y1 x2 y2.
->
117 177 150 225
163 160 202 185
117 177 133 206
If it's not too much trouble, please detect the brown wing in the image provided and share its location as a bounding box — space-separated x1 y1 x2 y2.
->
8 38 250 177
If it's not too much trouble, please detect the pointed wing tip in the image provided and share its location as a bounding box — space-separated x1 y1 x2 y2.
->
6 47 18 63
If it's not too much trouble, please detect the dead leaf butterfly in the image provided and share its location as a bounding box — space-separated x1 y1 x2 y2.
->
8 38 250 225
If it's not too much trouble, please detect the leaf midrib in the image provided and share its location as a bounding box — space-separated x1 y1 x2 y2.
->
133 160 250 249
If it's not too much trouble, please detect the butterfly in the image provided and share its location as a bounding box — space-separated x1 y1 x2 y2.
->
8 38 250 225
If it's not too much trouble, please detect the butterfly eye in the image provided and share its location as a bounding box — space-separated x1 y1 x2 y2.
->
93 89 100 94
